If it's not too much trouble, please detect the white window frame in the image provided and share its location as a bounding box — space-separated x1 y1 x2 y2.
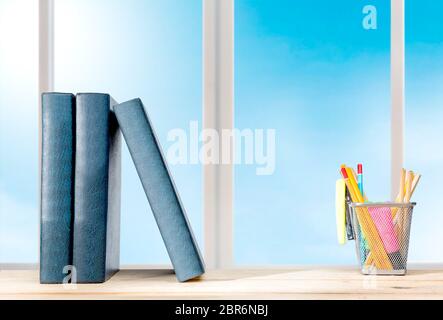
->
38 0 54 266
391 0 405 200
203 0 234 269
38 0 405 269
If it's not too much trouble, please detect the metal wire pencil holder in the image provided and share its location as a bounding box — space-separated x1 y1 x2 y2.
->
348 202 415 276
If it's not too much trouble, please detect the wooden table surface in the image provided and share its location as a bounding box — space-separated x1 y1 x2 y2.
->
1 267 443 300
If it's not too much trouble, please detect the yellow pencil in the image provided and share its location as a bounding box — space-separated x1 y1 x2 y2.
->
392 168 406 219
340 167 392 269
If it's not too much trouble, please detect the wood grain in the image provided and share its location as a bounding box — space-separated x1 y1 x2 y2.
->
1 267 443 300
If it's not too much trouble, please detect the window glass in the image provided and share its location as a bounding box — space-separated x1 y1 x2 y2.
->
0 0 39 263
405 0 443 262
235 0 391 264
55 0 203 264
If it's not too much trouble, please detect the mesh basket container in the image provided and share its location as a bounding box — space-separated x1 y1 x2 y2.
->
348 202 416 275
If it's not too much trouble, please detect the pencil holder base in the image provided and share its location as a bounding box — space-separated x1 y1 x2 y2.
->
361 266 407 276
348 202 416 277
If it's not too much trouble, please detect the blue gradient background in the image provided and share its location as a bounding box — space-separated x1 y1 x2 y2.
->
235 0 391 265
0 0 442 264
52 0 203 265
405 0 443 262
0 0 202 264
1 0 39 262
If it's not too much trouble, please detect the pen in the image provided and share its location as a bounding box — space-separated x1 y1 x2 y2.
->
356 164 367 263
357 164 363 195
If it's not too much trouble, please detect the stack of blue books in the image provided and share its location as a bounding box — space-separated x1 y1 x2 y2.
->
40 93 205 284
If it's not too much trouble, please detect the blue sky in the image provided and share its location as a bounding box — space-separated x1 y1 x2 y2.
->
0 0 202 264
405 0 443 261
0 0 442 264
0 0 39 262
235 0 391 264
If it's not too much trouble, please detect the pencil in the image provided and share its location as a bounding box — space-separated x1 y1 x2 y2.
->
340 167 393 269
410 174 421 196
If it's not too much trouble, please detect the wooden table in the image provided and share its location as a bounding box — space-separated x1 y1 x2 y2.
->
1 267 443 300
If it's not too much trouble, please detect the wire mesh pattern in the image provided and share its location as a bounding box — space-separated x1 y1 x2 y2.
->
348 202 415 275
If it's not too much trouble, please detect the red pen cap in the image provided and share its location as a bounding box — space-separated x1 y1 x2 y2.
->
358 164 363 174
340 167 348 179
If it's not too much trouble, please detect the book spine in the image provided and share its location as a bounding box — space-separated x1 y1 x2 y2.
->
114 99 205 282
73 93 121 283
40 93 75 284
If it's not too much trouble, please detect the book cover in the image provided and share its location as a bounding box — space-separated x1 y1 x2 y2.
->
114 98 205 282
73 93 121 283
40 93 75 284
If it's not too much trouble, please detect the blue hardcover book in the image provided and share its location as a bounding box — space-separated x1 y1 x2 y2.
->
40 93 75 284
114 99 205 282
73 93 121 283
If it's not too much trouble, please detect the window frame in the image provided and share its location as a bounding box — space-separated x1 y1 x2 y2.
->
37 0 406 268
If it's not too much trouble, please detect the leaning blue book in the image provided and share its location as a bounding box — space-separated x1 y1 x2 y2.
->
114 98 205 282
73 93 121 283
40 93 75 284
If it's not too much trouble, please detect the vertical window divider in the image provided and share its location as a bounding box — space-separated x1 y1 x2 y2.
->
38 0 54 265
203 0 234 269
391 0 405 200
